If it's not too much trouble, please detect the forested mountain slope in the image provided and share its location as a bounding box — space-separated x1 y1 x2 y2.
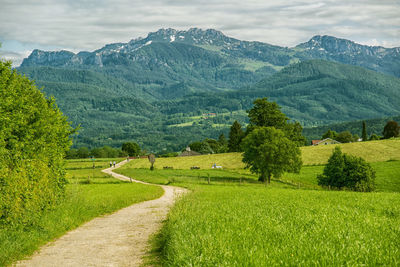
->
15 29 400 151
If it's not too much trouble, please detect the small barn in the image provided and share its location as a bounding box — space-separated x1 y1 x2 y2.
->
311 138 341 146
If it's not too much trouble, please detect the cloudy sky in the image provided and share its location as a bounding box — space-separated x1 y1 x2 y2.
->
1 0 399 66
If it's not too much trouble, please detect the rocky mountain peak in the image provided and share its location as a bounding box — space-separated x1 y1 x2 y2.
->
297 35 386 55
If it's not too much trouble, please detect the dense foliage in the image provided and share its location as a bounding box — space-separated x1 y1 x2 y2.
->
228 121 244 152
121 142 141 156
383 120 400 139
0 60 72 227
241 127 302 183
303 117 400 143
317 147 375 191
246 97 306 146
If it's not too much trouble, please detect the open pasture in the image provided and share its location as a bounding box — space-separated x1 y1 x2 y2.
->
301 138 400 165
127 139 400 171
159 186 400 266
115 139 400 265
66 158 124 184
116 168 295 189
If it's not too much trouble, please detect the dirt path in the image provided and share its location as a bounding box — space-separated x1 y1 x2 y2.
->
16 160 187 267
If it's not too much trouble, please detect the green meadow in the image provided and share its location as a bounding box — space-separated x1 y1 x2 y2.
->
115 139 400 266
160 186 400 266
0 159 163 267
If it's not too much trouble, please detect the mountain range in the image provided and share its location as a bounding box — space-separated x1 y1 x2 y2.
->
15 28 400 151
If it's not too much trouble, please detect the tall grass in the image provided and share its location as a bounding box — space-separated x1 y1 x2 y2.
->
159 186 400 266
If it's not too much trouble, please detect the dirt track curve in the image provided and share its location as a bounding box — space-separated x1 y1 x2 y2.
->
15 160 187 267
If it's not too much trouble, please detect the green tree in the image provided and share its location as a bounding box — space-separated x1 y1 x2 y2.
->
247 98 305 146
369 134 381 141
228 121 244 152
0 59 73 226
122 142 141 156
66 148 79 159
336 131 353 143
322 129 338 140
317 147 375 191
217 133 228 153
247 98 288 129
362 121 368 141
77 147 90 158
317 147 346 188
189 141 213 154
343 154 375 192
382 121 399 139
284 121 307 146
241 127 302 183
91 147 107 158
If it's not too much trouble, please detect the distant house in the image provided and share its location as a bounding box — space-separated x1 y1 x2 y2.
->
311 138 341 146
178 146 201 157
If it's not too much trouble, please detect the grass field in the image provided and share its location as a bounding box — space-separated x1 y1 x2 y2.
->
116 138 400 266
159 186 400 266
301 138 400 165
126 139 400 170
66 158 124 184
0 158 163 267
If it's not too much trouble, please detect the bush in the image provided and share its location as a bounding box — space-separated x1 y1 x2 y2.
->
317 147 375 192
0 60 72 227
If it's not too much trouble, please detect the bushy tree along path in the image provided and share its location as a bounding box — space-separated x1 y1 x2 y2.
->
16 160 187 266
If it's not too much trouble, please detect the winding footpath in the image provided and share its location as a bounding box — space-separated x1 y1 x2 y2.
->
16 160 187 267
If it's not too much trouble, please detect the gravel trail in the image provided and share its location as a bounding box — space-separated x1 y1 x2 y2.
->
16 160 186 267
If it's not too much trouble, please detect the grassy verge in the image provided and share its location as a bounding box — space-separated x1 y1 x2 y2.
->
0 159 163 266
158 186 400 266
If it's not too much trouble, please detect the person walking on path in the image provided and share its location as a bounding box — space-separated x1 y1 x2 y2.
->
113 161 116 168
109 161 112 168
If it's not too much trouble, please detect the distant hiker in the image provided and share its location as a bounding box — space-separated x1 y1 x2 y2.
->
109 161 112 168
113 161 116 167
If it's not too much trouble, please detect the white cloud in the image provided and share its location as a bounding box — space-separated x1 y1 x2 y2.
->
0 0 399 66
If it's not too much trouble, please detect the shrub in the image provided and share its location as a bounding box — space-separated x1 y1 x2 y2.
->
0 60 72 227
317 147 375 191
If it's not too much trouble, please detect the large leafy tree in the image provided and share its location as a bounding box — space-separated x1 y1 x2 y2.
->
322 129 338 140
336 131 353 143
121 142 141 156
382 120 399 139
247 97 288 129
0 60 73 226
241 127 302 183
247 98 305 146
228 120 244 152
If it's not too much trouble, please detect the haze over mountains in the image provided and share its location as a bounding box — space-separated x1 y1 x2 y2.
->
16 28 400 151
